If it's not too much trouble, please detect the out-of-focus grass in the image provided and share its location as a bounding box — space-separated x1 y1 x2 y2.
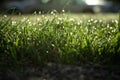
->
0 13 120 69
1 13 118 21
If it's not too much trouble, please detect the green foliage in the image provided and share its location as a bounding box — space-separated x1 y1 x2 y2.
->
0 13 120 68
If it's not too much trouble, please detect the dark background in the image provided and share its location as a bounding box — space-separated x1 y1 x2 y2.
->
0 0 120 14
107 0 120 3
1 0 120 3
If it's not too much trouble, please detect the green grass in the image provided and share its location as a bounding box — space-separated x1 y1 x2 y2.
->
0 13 120 68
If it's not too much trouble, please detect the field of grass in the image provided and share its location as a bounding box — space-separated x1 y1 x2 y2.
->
0 13 120 69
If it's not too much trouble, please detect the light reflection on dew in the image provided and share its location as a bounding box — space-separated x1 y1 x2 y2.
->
107 24 110 28
37 18 40 21
112 29 116 32
94 20 98 23
70 32 73 35
51 44 55 47
69 18 74 22
62 10 65 13
90 19 94 21
3 15 7 18
21 17 26 22
22 26 25 29
41 15 45 18
38 23 42 26
110 27 113 30
12 21 16 25
28 21 31 25
58 18 62 21
99 20 102 23
51 11 54 15
27 38 30 40
115 20 118 24
56 21 60 25
46 51 49 53
77 20 82 25
80 20 82 23
19 32 21 34
88 19 93 23
27 19 30 22
38 29 41 31
77 22 80 25
39 11 41 15
88 20 90 23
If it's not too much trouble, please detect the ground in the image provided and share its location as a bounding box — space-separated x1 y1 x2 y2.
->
0 63 120 80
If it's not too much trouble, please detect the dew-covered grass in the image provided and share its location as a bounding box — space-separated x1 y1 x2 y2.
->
0 13 120 68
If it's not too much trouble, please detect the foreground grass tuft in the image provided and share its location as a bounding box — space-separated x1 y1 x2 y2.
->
0 14 120 68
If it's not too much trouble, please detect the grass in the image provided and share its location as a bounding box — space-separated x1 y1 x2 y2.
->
0 13 120 69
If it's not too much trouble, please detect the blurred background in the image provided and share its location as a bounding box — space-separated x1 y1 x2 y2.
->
0 0 120 14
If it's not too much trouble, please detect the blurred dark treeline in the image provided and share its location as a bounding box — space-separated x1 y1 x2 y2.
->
107 0 120 3
1 0 120 3
0 0 120 14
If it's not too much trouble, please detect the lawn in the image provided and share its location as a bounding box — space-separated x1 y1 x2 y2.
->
0 13 120 69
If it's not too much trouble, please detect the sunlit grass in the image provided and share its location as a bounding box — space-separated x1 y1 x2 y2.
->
0 13 120 68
